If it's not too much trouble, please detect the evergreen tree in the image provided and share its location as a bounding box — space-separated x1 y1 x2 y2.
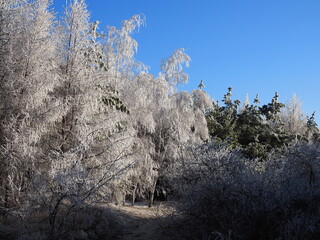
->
206 87 239 145
206 89 294 159
306 112 320 142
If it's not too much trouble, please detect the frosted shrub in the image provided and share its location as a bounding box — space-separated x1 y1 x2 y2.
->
170 141 320 240
268 142 320 199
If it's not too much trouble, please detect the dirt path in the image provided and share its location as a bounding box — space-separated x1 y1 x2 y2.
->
110 202 173 240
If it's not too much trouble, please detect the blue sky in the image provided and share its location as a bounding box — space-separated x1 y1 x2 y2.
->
53 0 320 123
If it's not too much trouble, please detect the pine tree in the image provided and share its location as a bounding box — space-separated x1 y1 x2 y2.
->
206 87 239 144
206 89 294 159
306 112 320 142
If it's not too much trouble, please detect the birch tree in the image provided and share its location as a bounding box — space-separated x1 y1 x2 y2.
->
105 14 146 85
159 48 191 94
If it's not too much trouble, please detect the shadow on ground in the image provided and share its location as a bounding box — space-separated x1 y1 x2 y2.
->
0 201 182 240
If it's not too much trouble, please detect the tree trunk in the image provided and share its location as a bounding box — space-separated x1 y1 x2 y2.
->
148 178 157 208
132 182 137 206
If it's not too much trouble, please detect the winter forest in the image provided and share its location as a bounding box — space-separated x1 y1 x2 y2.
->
1 0 320 239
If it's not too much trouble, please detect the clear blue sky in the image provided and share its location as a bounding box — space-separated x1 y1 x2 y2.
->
53 0 320 123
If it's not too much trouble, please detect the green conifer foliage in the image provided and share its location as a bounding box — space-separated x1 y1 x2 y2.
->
206 89 310 159
206 87 238 145
306 112 320 142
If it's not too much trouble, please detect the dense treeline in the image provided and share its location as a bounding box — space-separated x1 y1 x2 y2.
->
206 88 319 159
0 1 319 239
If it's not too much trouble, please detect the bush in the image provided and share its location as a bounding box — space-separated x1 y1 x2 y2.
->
0 205 124 240
169 142 320 239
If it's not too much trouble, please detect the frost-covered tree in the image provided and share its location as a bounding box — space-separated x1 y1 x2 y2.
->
141 89 210 205
102 18 208 205
159 48 191 94
280 93 307 138
24 1 137 233
116 71 166 206
239 93 250 113
0 0 57 210
105 14 146 84
192 89 213 112
116 54 209 206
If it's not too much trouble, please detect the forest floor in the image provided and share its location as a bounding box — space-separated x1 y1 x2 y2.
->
109 201 177 240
